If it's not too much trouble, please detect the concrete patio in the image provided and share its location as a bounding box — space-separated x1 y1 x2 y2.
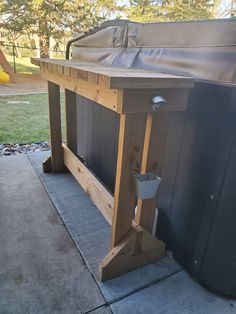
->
0 154 235 314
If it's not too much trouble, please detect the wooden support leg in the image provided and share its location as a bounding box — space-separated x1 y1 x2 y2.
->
43 81 64 173
99 223 165 281
135 111 170 232
99 112 165 281
42 155 52 172
111 113 147 248
65 89 77 154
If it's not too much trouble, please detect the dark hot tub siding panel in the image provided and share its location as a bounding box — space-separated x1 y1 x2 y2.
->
156 82 232 269
190 87 236 296
76 94 119 193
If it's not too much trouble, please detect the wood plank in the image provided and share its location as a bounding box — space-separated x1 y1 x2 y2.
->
41 68 123 114
135 113 155 233
140 113 154 174
123 88 190 113
63 143 113 224
99 224 165 281
135 111 170 232
34 59 192 114
63 66 71 76
65 89 77 154
42 156 52 173
109 75 193 89
48 67 189 114
48 81 64 172
62 144 147 228
111 113 147 247
31 58 193 90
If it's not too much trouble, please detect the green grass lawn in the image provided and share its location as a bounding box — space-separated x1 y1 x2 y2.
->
0 93 65 143
6 55 40 75
5 54 65 75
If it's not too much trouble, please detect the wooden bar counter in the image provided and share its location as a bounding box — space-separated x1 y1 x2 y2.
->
31 58 193 281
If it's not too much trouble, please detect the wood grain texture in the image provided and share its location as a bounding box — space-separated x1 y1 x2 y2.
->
122 88 190 113
99 224 165 281
32 58 192 114
135 111 170 232
31 58 193 89
41 68 123 113
63 144 114 224
111 113 147 247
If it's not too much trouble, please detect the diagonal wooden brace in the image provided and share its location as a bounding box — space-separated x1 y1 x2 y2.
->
42 156 52 172
99 223 165 281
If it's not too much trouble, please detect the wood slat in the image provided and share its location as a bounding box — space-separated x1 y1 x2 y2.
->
63 144 114 224
31 58 194 89
135 111 170 232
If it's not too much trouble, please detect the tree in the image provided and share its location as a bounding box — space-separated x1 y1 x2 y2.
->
0 0 120 57
127 0 215 22
0 1 34 56
213 0 236 17
127 0 165 22
164 0 214 20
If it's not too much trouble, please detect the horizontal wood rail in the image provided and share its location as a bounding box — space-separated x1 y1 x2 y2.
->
32 58 193 114
40 67 123 113
63 143 113 225
61 144 154 230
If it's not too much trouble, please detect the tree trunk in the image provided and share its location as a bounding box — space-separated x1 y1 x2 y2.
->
39 20 50 58
33 35 40 58
39 33 50 58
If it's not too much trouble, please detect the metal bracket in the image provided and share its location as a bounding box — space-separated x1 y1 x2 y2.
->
152 95 166 112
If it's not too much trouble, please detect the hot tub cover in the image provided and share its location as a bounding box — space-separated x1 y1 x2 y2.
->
71 19 236 86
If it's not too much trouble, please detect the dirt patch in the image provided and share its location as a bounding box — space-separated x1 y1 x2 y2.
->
0 73 47 95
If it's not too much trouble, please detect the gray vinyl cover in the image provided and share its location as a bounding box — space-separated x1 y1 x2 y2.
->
72 19 236 85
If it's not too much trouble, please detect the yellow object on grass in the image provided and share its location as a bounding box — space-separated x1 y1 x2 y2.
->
0 70 10 83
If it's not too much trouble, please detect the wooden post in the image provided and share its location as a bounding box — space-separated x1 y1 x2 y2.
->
135 111 170 232
47 81 64 172
99 111 168 281
65 89 77 154
111 113 147 247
